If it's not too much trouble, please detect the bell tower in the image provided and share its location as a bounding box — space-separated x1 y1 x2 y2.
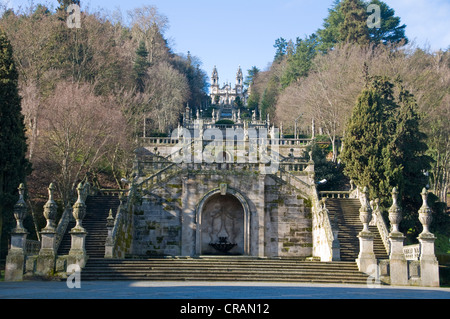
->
211 66 219 92
236 65 243 94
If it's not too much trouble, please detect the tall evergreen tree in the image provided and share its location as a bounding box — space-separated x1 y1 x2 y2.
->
260 77 279 120
0 28 31 256
317 0 408 52
244 66 260 88
341 74 431 228
341 75 395 201
281 34 318 88
339 0 370 45
133 41 149 93
273 37 288 63
317 0 343 53
368 0 408 45
388 84 431 230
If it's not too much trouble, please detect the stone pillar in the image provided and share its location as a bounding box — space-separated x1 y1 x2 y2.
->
356 187 377 274
5 184 28 281
68 183 88 268
36 183 58 276
181 177 196 256
331 213 341 261
417 188 439 287
105 209 115 258
388 187 408 285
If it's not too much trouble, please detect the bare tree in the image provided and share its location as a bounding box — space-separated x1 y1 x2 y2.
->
128 5 170 65
276 44 372 162
37 81 126 206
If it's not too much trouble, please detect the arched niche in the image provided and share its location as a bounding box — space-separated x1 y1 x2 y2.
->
195 187 250 256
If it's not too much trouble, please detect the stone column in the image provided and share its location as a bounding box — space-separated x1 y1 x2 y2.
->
388 187 408 285
356 187 377 274
417 188 439 287
181 177 196 256
5 184 28 281
105 209 115 258
36 183 58 276
68 183 88 268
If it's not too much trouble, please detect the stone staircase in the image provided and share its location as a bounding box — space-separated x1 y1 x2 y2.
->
57 195 120 258
325 198 388 261
81 257 372 284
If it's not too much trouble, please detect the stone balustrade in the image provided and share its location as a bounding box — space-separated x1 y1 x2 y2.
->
318 191 351 199
25 239 41 255
311 190 338 262
351 185 440 287
141 136 312 147
403 244 420 260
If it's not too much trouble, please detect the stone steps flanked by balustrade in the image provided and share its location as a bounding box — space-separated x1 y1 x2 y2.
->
325 198 388 261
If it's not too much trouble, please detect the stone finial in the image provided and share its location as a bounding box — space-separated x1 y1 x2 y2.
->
359 187 372 232
13 183 28 232
43 183 58 231
388 187 402 234
106 209 115 228
72 182 86 232
418 188 433 236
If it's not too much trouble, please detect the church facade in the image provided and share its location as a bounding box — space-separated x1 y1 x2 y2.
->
210 66 248 106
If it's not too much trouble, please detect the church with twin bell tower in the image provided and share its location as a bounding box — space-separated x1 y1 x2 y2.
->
210 66 247 106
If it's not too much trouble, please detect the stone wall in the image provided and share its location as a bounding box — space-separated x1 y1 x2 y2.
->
264 176 312 258
131 168 313 258
132 177 183 257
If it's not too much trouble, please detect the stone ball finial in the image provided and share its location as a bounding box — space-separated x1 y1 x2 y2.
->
13 183 28 232
72 182 86 232
43 183 58 231
106 209 115 228
18 183 25 198
418 188 433 236
48 182 56 200
359 186 372 232
388 187 402 234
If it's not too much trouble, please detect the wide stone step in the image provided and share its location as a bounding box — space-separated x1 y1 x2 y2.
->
81 275 369 284
80 258 372 284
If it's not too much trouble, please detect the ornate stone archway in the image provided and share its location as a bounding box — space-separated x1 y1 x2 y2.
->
195 186 250 255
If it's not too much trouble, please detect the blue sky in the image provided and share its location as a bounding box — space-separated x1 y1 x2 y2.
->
3 0 450 88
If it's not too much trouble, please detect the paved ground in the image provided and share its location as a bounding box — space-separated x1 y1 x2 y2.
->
0 280 449 299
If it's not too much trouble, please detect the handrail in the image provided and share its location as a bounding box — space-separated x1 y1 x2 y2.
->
136 162 177 189
277 166 311 190
108 202 124 257
311 187 336 261
96 188 129 197
55 204 72 253
371 199 390 255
